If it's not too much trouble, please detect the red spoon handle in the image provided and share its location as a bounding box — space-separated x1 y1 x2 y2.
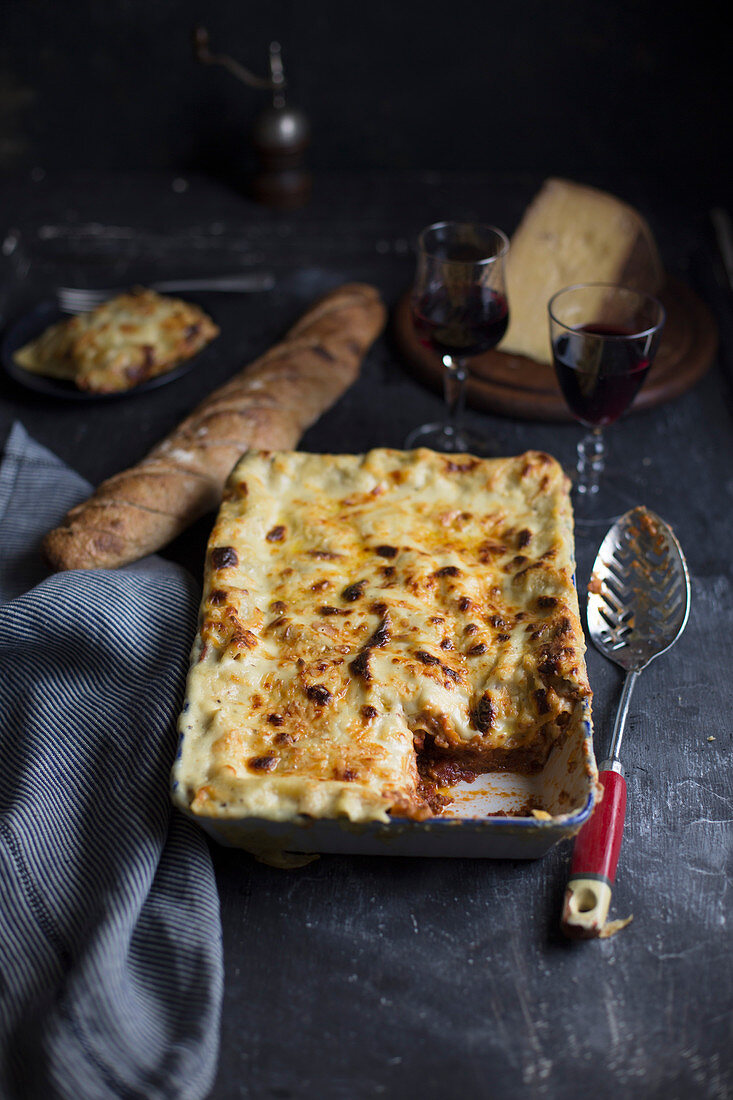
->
561 767 627 938
572 767 627 880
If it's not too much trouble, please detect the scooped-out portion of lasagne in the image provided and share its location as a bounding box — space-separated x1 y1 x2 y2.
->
172 448 591 824
13 287 219 393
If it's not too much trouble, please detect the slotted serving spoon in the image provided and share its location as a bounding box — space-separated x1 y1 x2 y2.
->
561 506 691 938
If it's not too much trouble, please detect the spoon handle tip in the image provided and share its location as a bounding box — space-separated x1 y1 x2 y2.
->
561 767 627 939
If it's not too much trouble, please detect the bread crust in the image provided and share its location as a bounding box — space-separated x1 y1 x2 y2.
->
43 284 386 570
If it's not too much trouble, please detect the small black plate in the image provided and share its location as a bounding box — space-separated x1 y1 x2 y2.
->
1 300 208 401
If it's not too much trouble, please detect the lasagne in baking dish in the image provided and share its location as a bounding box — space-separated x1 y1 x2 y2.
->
172 448 591 824
13 287 219 393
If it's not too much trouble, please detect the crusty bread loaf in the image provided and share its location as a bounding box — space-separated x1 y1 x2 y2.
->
499 178 664 365
43 283 386 571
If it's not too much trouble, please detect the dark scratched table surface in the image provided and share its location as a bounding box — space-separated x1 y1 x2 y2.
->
1 170 731 1100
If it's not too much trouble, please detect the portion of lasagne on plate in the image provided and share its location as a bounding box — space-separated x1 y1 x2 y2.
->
172 448 591 825
13 287 219 393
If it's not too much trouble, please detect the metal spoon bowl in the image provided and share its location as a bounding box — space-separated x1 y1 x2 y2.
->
587 506 691 765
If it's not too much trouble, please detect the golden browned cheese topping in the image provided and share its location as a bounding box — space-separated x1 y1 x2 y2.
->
172 448 590 824
13 287 219 392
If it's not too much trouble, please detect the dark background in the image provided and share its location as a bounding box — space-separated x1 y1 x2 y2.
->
1 0 729 203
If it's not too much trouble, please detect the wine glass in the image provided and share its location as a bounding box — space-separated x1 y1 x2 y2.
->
405 221 509 455
548 283 665 525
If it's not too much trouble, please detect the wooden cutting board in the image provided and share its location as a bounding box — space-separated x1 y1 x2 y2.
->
393 277 718 421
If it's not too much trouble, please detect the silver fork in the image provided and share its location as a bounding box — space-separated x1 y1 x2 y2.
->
56 273 276 314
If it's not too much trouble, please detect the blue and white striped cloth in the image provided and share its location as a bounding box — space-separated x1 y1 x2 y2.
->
0 423 223 1100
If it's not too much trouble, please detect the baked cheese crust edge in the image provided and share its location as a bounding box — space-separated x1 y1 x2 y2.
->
172 448 591 824
13 287 219 392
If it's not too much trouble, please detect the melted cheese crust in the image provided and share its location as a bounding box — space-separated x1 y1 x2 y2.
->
172 449 590 824
14 287 219 392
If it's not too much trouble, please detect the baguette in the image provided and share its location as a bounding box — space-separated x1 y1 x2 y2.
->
43 283 386 571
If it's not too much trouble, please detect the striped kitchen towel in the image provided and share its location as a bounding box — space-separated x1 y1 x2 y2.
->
0 423 223 1100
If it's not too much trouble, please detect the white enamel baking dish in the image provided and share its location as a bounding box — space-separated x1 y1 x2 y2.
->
175 699 598 863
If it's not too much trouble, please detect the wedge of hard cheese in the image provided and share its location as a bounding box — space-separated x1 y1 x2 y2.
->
499 178 664 365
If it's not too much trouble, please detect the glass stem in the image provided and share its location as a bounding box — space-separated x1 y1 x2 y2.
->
442 355 467 440
576 426 605 495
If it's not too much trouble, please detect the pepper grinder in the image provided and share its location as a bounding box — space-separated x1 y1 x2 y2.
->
195 29 311 209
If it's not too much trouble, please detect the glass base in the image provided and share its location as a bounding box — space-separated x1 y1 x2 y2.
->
568 425 661 533
569 468 650 531
404 421 495 457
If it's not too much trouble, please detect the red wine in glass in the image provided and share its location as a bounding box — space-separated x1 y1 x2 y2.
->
547 284 665 523
552 323 652 427
404 223 509 456
414 285 509 358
